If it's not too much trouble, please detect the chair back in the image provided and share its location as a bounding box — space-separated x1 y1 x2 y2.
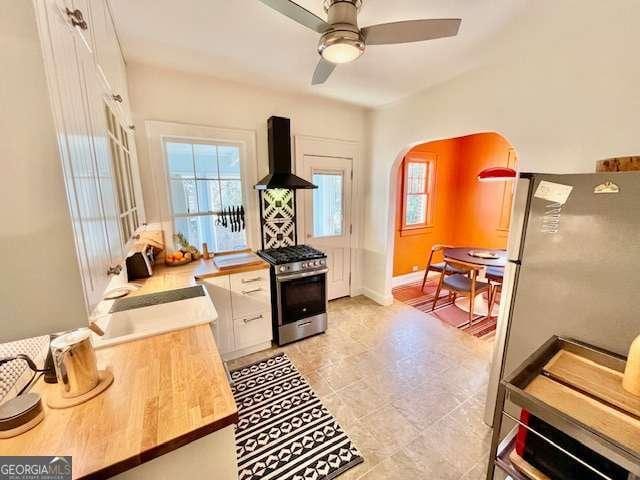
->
445 258 481 280
426 244 452 269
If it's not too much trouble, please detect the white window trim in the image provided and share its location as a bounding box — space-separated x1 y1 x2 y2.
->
145 120 259 251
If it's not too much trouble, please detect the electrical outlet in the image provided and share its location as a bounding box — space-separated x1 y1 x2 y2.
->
412 265 419 272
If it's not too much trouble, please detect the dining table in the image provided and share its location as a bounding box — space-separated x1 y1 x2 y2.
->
443 247 508 316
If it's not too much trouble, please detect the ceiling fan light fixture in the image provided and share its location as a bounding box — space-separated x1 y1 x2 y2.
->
318 31 364 64
321 42 363 63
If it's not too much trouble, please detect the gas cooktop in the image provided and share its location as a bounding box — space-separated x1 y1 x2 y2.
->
258 245 326 265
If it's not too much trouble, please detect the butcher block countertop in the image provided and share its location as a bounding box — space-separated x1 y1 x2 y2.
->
129 254 269 297
1 325 238 479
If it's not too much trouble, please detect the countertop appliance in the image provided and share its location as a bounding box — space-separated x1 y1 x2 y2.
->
126 243 155 281
259 245 328 345
484 172 640 467
50 330 99 399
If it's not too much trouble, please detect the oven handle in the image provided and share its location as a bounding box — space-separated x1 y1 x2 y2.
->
275 268 328 282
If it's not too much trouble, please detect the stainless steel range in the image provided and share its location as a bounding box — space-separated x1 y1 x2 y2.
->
258 245 328 346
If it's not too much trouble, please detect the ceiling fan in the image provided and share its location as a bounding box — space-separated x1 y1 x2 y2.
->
257 0 462 85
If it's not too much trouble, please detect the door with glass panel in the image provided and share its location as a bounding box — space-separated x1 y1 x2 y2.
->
302 156 352 300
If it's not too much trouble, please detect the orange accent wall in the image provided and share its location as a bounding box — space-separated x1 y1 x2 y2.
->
393 133 516 277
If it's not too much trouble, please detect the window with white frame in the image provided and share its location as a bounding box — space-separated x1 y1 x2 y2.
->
164 139 248 252
402 159 434 228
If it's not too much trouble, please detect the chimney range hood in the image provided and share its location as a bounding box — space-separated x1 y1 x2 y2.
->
254 116 317 190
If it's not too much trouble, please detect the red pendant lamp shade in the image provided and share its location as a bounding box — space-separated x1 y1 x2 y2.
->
477 167 517 182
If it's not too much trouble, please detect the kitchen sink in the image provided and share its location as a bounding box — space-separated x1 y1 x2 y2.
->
90 286 217 349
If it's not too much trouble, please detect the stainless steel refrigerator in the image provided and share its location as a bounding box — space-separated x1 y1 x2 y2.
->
484 171 640 427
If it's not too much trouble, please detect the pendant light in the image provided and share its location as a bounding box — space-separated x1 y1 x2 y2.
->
477 167 517 182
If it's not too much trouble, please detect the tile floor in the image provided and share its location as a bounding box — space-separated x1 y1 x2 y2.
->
227 296 495 480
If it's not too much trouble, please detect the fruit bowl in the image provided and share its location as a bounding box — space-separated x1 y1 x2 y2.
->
165 251 192 267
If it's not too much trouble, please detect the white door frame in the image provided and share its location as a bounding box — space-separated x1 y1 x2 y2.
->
294 135 362 297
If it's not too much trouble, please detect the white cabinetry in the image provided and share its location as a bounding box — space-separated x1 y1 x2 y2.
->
205 275 235 355
34 0 144 312
202 269 272 360
88 0 131 121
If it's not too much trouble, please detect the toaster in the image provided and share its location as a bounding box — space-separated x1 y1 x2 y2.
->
126 243 155 281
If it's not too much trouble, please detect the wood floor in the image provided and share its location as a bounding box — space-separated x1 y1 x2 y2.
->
227 296 494 479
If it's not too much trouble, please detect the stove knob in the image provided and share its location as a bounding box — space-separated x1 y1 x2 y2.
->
300 262 307 268
279 266 286 272
313 261 319 266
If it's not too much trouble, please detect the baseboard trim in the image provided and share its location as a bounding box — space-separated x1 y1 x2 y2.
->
392 270 425 287
361 287 394 306
392 270 442 287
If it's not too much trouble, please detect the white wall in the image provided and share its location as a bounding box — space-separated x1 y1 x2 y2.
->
0 0 87 341
362 0 640 301
126 62 368 222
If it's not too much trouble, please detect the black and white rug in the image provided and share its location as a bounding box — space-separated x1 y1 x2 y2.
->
231 353 363 480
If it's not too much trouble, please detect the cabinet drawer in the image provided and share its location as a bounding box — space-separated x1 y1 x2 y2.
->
233 311 272 351
229 270 270 319
229 270 269 290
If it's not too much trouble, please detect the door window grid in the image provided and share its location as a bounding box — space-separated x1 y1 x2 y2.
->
312 171 344 238
165 140 247 252
105 104 139 242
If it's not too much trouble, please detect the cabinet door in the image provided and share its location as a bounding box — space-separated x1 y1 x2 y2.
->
40 0 111 310
201 277 235 355
66 0 94 53
89 0 130 122
233 313 272 351
80 49 123 264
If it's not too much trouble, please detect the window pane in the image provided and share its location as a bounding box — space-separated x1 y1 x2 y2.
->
220 179 243 208
407 162 427 193
217 146 241 178
194 144 218 179
405 194 427 225
124 152 136 208
170 179 197 214
313 172 343 237
167 140 247 254
166 142 194 178
174 217 201 248
110 138 126 214
214 220 248 252
196 179 221 213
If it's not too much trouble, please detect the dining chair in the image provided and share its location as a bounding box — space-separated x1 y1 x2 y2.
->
486 266 504 318
432 258 490 326
421 245 470 292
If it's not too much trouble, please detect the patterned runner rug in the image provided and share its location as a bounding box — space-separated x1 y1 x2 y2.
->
231 354 363 480
392 278 498 339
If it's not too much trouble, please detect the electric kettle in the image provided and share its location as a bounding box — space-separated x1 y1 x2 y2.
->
50 329 99 398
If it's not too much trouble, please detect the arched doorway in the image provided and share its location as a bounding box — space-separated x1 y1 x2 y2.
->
387 132 517 339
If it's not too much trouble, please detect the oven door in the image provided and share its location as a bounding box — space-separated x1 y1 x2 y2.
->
276 269 328 326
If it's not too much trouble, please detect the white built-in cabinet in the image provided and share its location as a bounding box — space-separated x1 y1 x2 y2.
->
33 0 144 313
202 269 273 360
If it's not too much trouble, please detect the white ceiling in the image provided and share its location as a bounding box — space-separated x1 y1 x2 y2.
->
109 0 527 107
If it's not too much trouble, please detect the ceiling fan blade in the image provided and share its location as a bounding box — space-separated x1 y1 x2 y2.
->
311 58 336 85
257 0 330 33
362 18 462 45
